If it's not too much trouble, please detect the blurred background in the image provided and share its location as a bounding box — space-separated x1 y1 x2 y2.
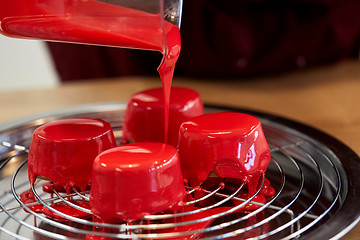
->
1 0 359 91
0 35 59 91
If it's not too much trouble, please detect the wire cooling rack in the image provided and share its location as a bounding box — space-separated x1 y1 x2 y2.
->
0 103 359 239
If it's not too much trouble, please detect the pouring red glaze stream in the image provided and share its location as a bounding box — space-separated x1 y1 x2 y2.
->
0 0 181 143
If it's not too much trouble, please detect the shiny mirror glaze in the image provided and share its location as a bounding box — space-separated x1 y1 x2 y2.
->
28 118 117 191
89 142 186 223
178 112 271 194
0 1 181 147
122 87 204 147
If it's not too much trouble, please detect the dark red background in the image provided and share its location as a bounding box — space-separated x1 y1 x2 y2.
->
47 0 360 81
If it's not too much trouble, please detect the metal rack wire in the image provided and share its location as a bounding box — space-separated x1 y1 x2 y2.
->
0 103 358 239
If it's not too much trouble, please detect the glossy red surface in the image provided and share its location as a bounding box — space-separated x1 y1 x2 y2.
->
233 177 276 210
89 142 186 223
122 87 204 147
20 189 91 221
178 112 271 191
0 1 180 145
42 200 91 221
28 118 116 191
0 0 176 51
42 182 68 193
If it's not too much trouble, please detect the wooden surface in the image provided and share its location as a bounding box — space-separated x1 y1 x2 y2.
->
1 60 360 239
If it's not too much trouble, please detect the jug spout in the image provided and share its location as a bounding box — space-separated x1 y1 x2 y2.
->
0 0 183 51
93 0 183 27
164 0 183 27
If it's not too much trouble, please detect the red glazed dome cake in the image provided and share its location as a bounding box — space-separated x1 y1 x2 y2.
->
89 142 186 223
178 112 271 194
122 87 204 147
28 118 117 192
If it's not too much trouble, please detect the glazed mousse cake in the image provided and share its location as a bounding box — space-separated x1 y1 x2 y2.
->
28 118 117 192
178 112 271 195
89 142 186 223
122 87 204 147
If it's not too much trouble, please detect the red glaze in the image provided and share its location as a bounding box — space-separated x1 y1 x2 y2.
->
20 190 43 214
260 178 276 197
89 142 186 223
0 2 181 144
42 182 91 194
157 27 181 144
42 200 91 221
42 182 68 193
178 112 271 191
28 118 117 191
20 189 91 220
122 87 204 147
234 177 276 210
0 1 178 52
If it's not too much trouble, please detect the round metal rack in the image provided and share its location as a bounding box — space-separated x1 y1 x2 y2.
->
0 103 359 239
